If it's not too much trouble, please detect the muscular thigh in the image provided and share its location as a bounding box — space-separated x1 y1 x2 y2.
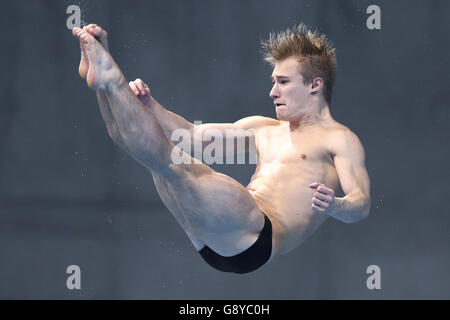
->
148 163 264 256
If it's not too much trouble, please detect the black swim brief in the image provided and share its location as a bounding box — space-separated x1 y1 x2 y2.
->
198 212 272 274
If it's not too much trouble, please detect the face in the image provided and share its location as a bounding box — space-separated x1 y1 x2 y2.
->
269 56 313 121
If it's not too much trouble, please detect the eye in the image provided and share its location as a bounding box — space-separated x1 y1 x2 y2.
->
280 80 289 84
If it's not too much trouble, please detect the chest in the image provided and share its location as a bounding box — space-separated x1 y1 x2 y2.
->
255 127 332 165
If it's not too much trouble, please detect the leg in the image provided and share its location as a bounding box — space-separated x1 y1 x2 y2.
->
74 27 175 170
75 25 128 150
72 28 266 257
149 165 265 256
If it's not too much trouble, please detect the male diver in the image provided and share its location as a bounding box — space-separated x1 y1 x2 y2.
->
72 23 370 274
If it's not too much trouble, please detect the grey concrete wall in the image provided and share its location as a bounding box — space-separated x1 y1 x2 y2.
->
0 0 449 298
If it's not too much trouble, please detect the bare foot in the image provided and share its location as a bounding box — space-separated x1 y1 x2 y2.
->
72 28 123 90
73 27 89 78
73 24 110 79
84 24 110 51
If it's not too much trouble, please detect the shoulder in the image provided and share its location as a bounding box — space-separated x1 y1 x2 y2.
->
326 124 365 158
234 115 281 131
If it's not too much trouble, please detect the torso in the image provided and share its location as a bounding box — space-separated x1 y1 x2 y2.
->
247 119 347 258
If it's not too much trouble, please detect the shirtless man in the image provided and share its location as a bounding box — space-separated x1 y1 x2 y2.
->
72 23 371 274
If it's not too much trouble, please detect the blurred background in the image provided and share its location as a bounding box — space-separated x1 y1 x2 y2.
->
0 0 449 299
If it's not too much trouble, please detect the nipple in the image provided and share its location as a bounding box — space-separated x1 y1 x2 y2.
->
301 154 307 159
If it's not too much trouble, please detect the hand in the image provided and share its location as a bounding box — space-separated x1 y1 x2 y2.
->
129 78 152 105
309 182 336 215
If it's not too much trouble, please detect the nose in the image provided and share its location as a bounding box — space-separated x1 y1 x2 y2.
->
269 83 280 99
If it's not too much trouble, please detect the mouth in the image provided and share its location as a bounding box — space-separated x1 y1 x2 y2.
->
274 103 286 107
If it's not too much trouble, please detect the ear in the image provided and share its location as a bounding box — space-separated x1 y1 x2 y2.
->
310 77 324 94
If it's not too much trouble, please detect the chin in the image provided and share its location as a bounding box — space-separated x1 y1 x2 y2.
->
275 112 291 121
275 107 289 120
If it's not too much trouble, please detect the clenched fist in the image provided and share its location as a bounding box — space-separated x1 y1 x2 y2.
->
309 182 336 215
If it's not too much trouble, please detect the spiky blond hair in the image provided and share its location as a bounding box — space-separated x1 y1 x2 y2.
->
261 24 337 104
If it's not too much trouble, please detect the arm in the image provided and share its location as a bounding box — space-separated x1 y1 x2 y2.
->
192 116 277 157
102 77 257 160
310 129 371 223
129 78 278 158
330 129 371 223
97 78 192 154
128 78 193 138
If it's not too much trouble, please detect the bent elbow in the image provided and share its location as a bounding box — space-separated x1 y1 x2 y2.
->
343 207 370 224
363 199 371 218
360 210 370 221
357 203 371 222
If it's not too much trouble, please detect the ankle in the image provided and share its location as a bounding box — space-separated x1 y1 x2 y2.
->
105 69 126 91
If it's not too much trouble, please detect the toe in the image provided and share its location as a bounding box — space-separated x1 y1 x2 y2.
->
94 26 105 35
85 25 101 37
80 31 97 46
79 32 89 43
92 27 101 36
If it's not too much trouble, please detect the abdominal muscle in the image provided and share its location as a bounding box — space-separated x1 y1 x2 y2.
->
247 157 340 257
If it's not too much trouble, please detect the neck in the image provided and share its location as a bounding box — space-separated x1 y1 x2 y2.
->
288 101 332 131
